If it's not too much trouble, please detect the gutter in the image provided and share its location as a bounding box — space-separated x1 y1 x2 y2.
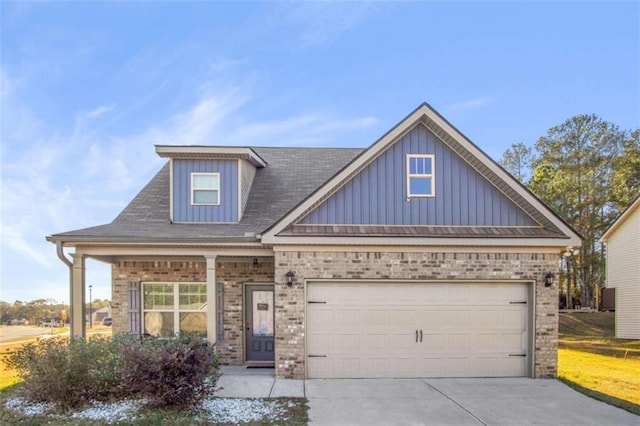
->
55 240 77 339
56 240 73 268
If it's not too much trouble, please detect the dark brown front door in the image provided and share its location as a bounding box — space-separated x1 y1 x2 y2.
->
245 285 275 362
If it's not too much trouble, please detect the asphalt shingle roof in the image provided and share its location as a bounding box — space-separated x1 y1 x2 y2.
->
50 147 364 242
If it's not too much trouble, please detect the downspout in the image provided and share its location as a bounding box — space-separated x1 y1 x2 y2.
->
55 241 75 338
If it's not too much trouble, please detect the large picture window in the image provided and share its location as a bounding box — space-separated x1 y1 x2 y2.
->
142 282 207 337
191 172 220 205
406 154 435 198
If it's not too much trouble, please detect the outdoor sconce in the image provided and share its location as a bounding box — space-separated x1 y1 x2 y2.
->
253 257 259 268
285 270 295 288
545 272 554 287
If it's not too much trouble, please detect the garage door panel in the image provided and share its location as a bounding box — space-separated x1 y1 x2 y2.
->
307 282 530 378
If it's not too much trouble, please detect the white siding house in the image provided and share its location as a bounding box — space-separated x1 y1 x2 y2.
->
600 197 640 339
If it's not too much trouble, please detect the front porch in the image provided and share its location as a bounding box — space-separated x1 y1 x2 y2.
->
68 250 280 369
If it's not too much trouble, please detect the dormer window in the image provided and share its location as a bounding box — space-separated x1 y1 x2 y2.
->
406 154 435 198
191 173 220 205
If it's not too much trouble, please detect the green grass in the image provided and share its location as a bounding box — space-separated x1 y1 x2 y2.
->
559 311 640 415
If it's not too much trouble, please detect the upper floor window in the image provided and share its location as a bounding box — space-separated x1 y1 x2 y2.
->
406 154 435 198
191 172 220 205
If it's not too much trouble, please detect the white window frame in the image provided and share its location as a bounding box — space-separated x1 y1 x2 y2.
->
406 154 435 198
191 172 220 206
142 282 207 337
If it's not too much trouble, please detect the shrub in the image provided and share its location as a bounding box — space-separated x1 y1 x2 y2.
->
6 335 127 410
7 333 219 411
121 333 219 409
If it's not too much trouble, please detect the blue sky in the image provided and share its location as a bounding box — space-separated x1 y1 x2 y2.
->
1 1 639 303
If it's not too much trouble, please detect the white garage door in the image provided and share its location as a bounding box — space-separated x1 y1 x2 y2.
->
307 281 530 378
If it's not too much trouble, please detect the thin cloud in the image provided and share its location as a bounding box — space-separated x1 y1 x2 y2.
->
85 104 115 119
448 96 494 112
283 2 378 49
208 58 247 72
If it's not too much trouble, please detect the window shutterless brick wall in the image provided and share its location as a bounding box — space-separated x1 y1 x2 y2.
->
111 257 274 366
274 250 559 379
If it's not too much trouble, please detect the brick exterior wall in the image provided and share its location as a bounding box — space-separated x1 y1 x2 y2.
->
110 251 559 380
274 250 559 379
216 257 274 365
111 257 274 366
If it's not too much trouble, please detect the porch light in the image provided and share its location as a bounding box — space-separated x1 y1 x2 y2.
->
285 270 295 287
253 257 259 268
545 272 554 287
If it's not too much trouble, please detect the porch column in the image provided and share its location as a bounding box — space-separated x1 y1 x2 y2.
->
70 252 86 339
205 255 217 344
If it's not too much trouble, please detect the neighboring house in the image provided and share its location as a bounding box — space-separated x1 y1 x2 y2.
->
47 103 581 379
599 196 640 339
89 306 111 325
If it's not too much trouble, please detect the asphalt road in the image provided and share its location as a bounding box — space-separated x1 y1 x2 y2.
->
0 325 62 342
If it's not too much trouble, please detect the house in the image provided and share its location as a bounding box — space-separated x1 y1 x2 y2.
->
47 103 581 379
599 196 640 339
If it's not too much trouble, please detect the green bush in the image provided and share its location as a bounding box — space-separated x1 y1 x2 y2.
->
7 335 127 410
121 333 220 409
7 333 219 411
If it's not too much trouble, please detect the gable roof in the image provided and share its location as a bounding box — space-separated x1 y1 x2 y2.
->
600 195 640 242
47 147 363 244
262 103 581 246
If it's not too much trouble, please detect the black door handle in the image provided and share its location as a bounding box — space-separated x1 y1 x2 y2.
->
415 329 418 342
420 329 423 342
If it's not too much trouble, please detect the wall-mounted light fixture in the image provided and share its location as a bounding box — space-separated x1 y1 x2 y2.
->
545 272 554 287
253 257 259 268
285 270 295 287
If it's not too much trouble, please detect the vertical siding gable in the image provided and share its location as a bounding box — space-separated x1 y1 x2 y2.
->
300 125 537 227
173 159 238 223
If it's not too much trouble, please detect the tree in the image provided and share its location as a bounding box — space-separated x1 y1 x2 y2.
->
500 142 533 184
521 115 639 308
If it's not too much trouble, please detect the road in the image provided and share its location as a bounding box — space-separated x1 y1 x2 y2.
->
0 325 62 342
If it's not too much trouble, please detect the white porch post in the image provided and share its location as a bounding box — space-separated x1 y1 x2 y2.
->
70 252 86 339
205 255 217 344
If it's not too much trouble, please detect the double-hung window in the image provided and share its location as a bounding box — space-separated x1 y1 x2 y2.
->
142 283 207 337
406 154 435 198
191 172 220 205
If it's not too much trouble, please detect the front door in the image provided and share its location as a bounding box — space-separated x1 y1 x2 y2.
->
245 285 275 363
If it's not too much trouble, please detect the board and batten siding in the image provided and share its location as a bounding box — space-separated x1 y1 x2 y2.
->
606 205 640 339
240 159 257 220
172 159 238 223
300 124 537 226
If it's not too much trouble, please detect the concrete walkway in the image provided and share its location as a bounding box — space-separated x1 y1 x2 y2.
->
217 366 304 398
217 368 638 425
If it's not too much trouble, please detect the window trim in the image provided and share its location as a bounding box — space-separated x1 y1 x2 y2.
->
142 282 207 337
191 172 220 206
406 154 435 198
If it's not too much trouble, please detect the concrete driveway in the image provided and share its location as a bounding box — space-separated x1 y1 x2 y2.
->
306 378 639 426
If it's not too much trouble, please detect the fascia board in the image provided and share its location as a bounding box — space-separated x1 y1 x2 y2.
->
77 246 274 257
155 146 267 167
599 196 640 242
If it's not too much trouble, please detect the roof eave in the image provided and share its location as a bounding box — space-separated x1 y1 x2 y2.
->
46 235 262 246
155 145 267 167
599 195 640 242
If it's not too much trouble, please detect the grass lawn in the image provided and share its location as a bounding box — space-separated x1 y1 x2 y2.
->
558 311 640 415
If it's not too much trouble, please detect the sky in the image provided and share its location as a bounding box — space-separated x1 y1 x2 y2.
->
1 1 639 304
